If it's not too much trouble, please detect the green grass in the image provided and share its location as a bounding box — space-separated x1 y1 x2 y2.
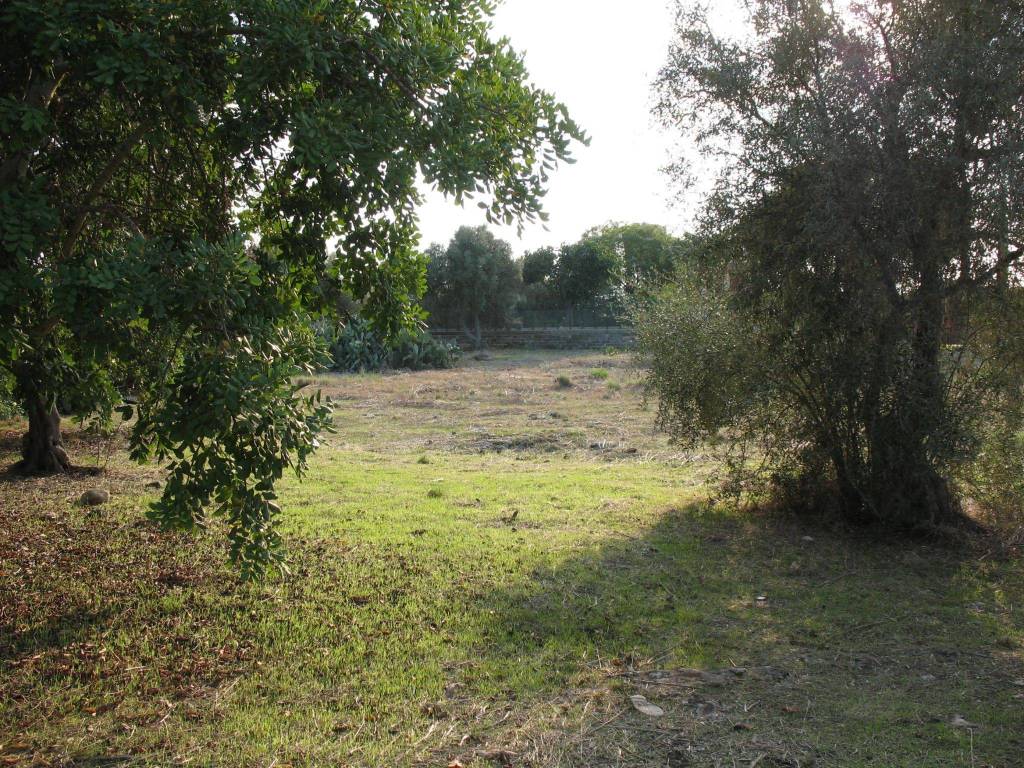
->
1 350 1022 767
589 368 610 381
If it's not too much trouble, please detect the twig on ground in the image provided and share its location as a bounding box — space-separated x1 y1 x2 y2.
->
580 706 630 739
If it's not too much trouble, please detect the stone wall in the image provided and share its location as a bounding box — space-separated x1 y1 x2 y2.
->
431 327 635 350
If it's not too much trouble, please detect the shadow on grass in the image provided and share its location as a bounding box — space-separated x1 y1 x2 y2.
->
0 607 116 664
471 506 1024 767
2 466 1021 768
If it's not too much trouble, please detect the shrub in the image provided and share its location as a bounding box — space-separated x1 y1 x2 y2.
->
321 318 459 374
390 328 460 371
954 293 1024 534
0 392 20 421
556 375 573 388
326 317 389 373
967 419 1024 532
589 368 609 380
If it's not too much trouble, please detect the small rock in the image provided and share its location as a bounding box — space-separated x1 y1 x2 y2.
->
443 682 463 699
674 668 728 685
41 511 59 521
733 721 752 731
79 489 110 506
789 561 802 574
950 714 979 729
146 480 162 489
420 701 448 719
699 672 728 685
920 674 937 683
749 666 789 681
755 595 769 608
801 535 815 542
477 749 516 765
629 694 665 717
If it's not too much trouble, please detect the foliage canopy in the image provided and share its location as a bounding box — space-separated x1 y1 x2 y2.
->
0 0 582 575
422 225 522 345
641 0 1024 527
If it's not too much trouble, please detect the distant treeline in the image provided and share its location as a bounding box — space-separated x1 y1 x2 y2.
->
421 222 694 342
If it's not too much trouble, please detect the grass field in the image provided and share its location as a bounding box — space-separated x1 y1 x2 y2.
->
1 350 1022 767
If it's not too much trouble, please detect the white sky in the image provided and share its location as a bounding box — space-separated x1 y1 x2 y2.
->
415 0 711 255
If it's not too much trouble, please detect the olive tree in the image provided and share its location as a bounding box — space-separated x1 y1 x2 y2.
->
0 0 582 574
643 0 1023 527
423 226 521 346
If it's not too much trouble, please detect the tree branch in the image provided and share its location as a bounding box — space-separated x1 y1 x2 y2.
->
0 63 70 189
61 124 147 261
944 246 1022 298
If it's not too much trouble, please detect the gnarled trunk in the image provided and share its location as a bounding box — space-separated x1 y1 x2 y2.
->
866 269 960 528
19 394 70 474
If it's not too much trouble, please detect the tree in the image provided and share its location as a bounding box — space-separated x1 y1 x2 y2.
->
423 226 521 346
552 239 617 311
583 222 689 293
644 0 1024 527
0 0 583 574
520 246 557 286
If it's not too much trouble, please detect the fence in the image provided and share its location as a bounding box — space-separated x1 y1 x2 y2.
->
432 326 635 350
516 304 627 328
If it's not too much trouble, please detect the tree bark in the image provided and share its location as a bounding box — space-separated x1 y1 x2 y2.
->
867 268 960 528
18 394 70 474
461 314 483 350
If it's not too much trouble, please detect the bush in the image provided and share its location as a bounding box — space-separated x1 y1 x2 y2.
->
953 292 1024 535
325 317 389 373
0 393 20 421
0 374 20 420
321 318 459 374
967 419 1024 532
390 328 460 371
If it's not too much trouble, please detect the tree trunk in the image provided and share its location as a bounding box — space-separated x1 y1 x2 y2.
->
18 394 70 474
461 315 483 350
867 272 959 528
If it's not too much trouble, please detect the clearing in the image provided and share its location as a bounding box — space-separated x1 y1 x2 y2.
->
1 350 1022 767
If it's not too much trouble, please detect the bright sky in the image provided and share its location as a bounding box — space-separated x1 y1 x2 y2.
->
415 0 705 255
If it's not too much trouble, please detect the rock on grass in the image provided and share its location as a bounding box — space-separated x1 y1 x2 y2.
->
79 489 110 506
